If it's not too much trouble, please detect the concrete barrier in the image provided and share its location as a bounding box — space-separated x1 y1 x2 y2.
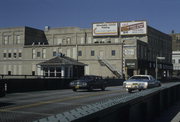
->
34 82 180 122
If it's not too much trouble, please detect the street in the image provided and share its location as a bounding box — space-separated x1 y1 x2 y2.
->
0 86 127 122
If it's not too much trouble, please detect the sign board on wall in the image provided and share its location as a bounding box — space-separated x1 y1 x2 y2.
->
93 22 118 36
120 21 147 35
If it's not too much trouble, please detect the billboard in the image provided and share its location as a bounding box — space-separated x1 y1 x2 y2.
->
120 21 147 35
93 22 118 36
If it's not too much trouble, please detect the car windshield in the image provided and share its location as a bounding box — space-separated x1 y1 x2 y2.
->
130 76 149 80
79 76 93 80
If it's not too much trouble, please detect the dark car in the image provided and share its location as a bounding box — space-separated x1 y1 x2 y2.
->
69 75 107 91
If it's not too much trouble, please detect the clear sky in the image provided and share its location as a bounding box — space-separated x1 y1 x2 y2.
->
0 0 179 34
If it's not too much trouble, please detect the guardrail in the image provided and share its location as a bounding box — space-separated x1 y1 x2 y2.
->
33 82 180 122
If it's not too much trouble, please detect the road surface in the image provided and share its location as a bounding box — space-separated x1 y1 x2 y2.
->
0 86 127 122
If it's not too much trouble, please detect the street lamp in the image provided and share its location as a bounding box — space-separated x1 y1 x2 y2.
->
156 56 165 79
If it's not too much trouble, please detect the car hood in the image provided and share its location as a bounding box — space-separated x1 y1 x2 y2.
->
71 79 90 83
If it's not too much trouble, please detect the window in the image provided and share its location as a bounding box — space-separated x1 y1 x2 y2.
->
53 51 57 56
66 37 71 44
4 36 9 45
8 53 11 58
13 53 17 58
111 50 116 56
3 53 6 58
37 52 41 57
8 71 11 75
32 71 35 76
57 38 62 45
56 67 61 77
78 51 82 56
19 53 22 58
16 35 20 44
91 50 95 56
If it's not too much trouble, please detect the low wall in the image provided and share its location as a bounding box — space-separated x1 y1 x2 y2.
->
1 78 123 93
2 78 75 93
34 82 180 122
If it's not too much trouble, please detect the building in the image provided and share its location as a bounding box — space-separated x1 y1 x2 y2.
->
171 33 180 77
37 55 85 78
0 21 172 79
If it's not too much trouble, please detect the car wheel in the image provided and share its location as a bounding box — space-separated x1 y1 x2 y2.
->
128 89 132 93
101 86 105 91
73 88 77 92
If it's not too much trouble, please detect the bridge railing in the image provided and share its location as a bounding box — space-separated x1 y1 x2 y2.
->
34 82 180 122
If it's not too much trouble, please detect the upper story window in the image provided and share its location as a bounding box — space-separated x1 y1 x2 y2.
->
16 35 21 44
57 38 62 45
13 53 17 58
3 53 7 58
19 52 22 58
111 50 116 56
37 52 41 57
91 50 95 56
53 51 57 56
8 53 11 58
4 36 9 45
66 37 71 44
78 50 82 56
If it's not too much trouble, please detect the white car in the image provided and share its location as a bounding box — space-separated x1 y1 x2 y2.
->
123 75 161 93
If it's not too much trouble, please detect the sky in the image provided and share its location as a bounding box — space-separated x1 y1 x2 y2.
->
0 0 179 34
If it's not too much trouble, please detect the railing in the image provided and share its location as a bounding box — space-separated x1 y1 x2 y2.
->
97 56 122 78
0 75 77 79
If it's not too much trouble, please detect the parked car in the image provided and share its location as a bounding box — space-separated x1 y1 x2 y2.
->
69 75 107 91
123 75 161 93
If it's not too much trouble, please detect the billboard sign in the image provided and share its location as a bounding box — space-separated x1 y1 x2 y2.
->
120 21 147 35
93 22 118 36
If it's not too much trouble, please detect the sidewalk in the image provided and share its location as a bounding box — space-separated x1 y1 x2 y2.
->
153 101 180 122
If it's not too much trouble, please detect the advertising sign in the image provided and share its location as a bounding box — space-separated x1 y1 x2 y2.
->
93 22 118 36
120 21 147 35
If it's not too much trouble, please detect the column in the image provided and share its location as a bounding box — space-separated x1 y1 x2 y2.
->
37 65 41 75
55 67 57 77
61 66 65 78
48 68 50 77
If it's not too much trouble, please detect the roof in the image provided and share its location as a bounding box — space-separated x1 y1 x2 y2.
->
37 56 86 66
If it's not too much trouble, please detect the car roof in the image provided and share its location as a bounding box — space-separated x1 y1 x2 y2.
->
132 75 152 77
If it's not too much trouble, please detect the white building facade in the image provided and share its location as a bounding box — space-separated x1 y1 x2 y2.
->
0 21 173 79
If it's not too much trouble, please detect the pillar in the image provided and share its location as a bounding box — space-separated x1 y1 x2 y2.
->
61 66 65 78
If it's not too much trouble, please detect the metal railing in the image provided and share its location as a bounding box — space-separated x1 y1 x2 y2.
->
97 56 122 78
